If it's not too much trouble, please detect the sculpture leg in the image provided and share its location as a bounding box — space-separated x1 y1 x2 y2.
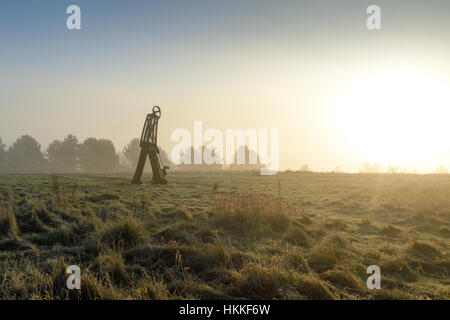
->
131 146 148 184
148 148 167 184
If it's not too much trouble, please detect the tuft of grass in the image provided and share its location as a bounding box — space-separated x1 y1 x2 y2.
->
359 218 372 226
92 248 128 285
77 270 121 300
282 250 311 273
172 206 193 221
50 173 62 205
136 274 169 300
381 258 417 282
439 226 450 235
233 262 335 300
307 233 350 273
307 248 339 274
232 262 290 299
321 269 365 293
380 224 402 237
214 192 293 234
292 273 336 300
370 288 414 300
162 205 193 221
155 224 196 244
406 241 442 260
199 243 231 268
284 227 311 247
0 203 19 239
101 216 146 248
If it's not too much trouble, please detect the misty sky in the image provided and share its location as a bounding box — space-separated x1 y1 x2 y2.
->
1 0 449 172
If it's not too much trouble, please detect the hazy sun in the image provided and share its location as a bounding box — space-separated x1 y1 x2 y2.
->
334 68 450 170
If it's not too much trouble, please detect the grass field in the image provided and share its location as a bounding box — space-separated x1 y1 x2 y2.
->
0 172 449 300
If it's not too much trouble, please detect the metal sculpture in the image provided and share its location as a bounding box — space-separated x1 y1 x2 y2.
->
131 106 169 184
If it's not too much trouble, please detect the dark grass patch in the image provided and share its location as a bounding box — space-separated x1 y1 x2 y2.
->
0 238 34 251
87 192 120 203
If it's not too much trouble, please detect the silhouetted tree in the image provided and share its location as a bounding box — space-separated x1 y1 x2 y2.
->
78 138 119 173
46 135 79 173
5 135 47 173
435 166 448 174
0 137 6 173
123 138 140 170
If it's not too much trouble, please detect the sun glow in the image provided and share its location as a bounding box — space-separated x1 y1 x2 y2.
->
334 68 450 171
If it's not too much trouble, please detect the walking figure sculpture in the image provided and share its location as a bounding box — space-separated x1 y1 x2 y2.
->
131 106 169 184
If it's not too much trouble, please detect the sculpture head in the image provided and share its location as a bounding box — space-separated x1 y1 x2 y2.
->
152 106 161 119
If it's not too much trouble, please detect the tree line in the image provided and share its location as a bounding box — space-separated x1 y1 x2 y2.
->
0 135 265 174
0 135 171 174
358 162 448 174
296 162 448 174
0 135 447 174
